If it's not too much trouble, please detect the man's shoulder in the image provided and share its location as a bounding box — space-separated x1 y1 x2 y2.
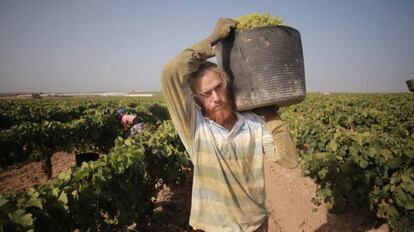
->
239 111 265 123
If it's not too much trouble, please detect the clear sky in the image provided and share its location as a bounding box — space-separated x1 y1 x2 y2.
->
0 0 413 93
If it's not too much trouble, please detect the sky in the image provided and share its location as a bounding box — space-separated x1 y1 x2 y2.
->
0 0 413 93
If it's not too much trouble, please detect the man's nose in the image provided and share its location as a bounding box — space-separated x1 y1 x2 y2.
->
211 90 221 102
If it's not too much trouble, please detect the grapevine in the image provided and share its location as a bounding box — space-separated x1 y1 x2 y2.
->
280 93 414 231
0 120 189 231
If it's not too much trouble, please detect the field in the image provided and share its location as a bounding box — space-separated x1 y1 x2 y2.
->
0 93 412 231
281 93 413 231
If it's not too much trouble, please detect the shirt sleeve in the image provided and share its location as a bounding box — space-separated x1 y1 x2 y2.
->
160 39 215 155
259 113 299 169
262 125 276 159
269 120 299 168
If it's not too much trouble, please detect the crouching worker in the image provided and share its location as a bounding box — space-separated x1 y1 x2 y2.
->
116 108 144 138
161 18 298 232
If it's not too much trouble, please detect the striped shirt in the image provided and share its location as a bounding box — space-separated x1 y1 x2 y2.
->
161 39 282 232
190 106 274 231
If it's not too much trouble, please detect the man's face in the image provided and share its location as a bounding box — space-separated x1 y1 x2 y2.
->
193 70 233 122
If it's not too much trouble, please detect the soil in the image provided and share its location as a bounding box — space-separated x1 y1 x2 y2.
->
0 154 390 232
0 152 76 194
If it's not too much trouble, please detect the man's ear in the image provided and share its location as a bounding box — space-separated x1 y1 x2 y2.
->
192 94 200 105
192 95 206 115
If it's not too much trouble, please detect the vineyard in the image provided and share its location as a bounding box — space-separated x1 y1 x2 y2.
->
0 93 413 231
280 93 414 231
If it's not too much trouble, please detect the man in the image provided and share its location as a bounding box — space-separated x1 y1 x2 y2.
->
161 18 298 232
116 108 144 138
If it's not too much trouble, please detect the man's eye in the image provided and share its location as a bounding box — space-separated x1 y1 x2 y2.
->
199 90 212 97
217 83 226 90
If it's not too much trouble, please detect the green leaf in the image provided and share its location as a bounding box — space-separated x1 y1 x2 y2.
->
58 169 72 181
0 194 9 207
52 188 59 197
58 192 68 205
401 182 414 194
404 198 414 210
327 140 337 152
380 149 392 160
352 134 363 145
73 169 90 181
9 209 33 227
317 169 328 179
71 190 78 199
25 197 43 210
124 139 132 146
24 188 42 209
400 172 412 183
368 147 378 158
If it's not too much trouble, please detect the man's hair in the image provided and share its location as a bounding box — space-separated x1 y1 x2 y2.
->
188 61 230 95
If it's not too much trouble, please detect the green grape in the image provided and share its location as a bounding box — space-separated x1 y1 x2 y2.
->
236 12 286 30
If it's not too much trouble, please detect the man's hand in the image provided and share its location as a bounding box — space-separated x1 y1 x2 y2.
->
207 18 238 46
254 106 299 169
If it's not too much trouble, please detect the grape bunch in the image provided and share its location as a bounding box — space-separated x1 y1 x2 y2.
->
236 12 285 30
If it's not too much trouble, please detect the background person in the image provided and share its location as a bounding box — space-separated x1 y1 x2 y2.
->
116 108 144 138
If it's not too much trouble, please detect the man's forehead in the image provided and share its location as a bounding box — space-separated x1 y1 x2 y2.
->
196 70 223 89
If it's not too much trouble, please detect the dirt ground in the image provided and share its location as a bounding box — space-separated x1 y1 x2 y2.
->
263 161 389 232
0 153 389 232
0 152 76 194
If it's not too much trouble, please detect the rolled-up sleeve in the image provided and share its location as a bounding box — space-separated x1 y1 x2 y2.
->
263 117 299 169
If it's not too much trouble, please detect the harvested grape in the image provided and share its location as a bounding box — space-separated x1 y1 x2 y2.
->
236 12 285 30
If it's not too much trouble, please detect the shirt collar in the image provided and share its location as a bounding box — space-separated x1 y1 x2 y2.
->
204 111 245 134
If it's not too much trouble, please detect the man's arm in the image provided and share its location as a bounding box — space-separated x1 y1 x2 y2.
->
254 106 299 168
161 40 214 153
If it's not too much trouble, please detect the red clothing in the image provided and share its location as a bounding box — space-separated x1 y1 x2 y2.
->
120 114 136 128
